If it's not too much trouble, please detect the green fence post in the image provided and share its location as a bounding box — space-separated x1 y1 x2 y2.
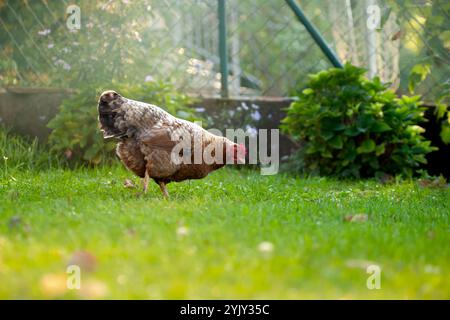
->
218 0 229 98
285 0 343 68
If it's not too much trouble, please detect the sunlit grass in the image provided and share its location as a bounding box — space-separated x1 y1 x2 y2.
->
0 127 63 175
0 165 448 299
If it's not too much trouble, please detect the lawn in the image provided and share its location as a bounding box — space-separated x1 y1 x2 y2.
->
0 165 449 299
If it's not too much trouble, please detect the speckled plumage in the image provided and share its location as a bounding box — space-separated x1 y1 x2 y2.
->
98 90 241 197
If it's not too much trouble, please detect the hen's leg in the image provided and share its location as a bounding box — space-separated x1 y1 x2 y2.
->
158 182 169 199
143 169 150 194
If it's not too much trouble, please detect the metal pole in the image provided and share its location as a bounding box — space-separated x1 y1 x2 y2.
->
365 0 378 78
285 0 343 68
218 0 229 98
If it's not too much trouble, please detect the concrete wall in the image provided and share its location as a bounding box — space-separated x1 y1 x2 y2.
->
190 97 298 160
0 87 73 141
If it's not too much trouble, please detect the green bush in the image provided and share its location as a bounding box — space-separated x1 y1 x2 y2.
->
434 81 450 144
47 81 198 165
281 64 437 178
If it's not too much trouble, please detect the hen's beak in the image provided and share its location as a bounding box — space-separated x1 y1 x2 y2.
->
227 144 246 164
236 144 247 164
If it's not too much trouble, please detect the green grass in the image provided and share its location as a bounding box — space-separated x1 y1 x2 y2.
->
0 128 64 172
0 165 449 299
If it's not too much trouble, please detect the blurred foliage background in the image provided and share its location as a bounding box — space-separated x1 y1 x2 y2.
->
0 0 448 101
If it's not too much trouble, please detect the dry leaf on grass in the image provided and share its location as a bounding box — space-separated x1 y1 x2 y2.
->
79 279 108 299
7 215 31 233
68 250 97 273
418 177 448 189
123 179 136 188
258 241 274 254
345 259 378 269
344 214 368 222
64 149 73 159
40 273 67 297
176 226 190 238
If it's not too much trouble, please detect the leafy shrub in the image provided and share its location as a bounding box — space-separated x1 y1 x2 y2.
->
408 65 450 145
434 81 450 144
47 81 198 165
281 64 437 178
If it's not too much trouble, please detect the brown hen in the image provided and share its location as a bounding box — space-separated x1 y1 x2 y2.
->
98 90 245 198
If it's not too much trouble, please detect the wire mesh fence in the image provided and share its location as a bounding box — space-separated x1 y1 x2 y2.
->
0 0 448 102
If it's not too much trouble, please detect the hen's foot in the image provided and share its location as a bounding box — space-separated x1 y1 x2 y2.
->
158 182 169 199
143 170 150 194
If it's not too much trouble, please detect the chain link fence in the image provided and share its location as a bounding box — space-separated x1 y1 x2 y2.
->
0 0 448 102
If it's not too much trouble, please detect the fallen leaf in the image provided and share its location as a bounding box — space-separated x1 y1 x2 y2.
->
126 228 137 237
7 215 31 233
418 177 448 189
424 264 440 274
346 259 378 269
344 214 368 222
123 179 136 188
68 251 97 273
378 173 394 184
64 149 73 159
7 216 22 229
79 279 108 299
40 273 67 297
258 241 274 254
176 226 189 238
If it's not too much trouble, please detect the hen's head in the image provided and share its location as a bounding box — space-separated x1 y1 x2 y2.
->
226 143 247 164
